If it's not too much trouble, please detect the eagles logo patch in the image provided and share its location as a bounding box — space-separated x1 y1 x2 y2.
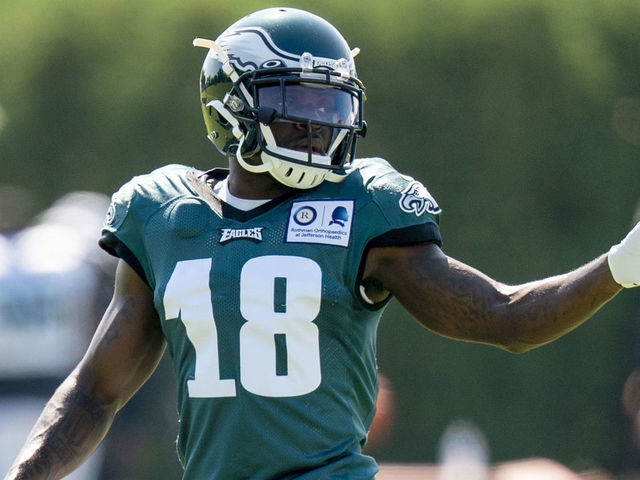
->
399 181 441 216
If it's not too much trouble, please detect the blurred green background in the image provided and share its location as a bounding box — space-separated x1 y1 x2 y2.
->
1 0 639 476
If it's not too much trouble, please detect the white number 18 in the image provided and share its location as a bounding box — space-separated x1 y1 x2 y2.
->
163 255 322 398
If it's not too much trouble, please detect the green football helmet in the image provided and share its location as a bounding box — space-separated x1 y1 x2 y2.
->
194 7 366 189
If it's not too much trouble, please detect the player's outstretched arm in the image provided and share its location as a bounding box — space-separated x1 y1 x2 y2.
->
363 224 640 353
5 260 166 480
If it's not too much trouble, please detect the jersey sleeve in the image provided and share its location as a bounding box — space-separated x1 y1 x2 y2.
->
355 157 442 248
99 179 152 286
346 158 443 307
99 165 192 288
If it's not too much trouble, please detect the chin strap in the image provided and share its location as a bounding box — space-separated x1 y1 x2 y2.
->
193 38 237 82
193 38 254 107
193 38 226 59
236 136 271 174
206 100 242 141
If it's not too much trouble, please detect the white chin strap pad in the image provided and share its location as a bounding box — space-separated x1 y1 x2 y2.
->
209 109 350 189
254 124 349 189
608 221 640 288
260 152 327 189
236 136 270 173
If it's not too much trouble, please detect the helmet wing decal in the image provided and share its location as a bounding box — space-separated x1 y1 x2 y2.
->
219 27 299 72
218 27 353 74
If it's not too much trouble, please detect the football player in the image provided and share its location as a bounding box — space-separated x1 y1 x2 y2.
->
6 7 640 480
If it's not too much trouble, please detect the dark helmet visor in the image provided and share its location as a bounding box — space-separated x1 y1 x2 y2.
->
256 83 358 126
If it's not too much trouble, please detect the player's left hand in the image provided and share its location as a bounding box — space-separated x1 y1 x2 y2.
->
608 221 640 288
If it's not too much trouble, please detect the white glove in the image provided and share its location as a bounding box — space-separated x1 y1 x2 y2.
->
608 221 640 288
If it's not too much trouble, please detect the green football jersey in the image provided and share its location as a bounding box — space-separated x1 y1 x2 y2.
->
100 157 441 480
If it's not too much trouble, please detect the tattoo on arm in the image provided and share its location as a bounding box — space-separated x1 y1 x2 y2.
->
8 262 164 480
9 375 114 480
375 244 620 351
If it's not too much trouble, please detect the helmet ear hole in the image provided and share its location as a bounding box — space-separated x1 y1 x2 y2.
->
217 111 230 127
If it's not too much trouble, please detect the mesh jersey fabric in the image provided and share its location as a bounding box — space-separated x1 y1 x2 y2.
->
100 157 441 480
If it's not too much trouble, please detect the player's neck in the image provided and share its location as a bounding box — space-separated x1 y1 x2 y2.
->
227 157 295 200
